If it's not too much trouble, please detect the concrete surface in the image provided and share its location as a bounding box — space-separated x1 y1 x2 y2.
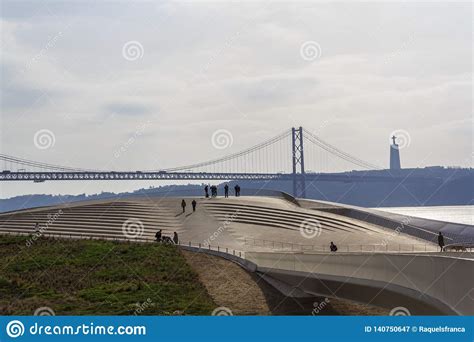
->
1 194 472 315
245 251 474 315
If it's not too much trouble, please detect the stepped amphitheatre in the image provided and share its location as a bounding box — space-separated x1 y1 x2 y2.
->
1 192 473 315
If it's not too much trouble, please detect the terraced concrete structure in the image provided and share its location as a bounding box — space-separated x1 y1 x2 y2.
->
1 194 472 315
0 200 185 241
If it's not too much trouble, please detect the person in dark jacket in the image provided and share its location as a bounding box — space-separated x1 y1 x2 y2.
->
192 199 197 212
155 229 162 242
330 241 338 252
438 232 445 252
224 184 229 198
204 185 209 198
234 184 241 197
181 199 186 213
173 232 179 245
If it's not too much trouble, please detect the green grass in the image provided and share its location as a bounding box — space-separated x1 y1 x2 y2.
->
0 235 216 315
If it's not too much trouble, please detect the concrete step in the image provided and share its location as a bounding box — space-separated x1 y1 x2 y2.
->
203 202 377 232
209 212 339 233
204 204 380 233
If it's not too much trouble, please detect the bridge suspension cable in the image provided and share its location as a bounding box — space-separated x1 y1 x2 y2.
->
302 128 383 170
162 129 292 172
0 154 99 172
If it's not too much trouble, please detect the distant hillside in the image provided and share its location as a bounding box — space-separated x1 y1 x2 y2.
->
239 167 473 207
1 167 472 212
0 185 203 213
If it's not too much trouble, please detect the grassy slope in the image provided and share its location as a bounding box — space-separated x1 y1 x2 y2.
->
0 235 215 315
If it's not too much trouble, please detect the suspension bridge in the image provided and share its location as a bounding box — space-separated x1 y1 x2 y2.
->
0 127 471 315
0 127 436 197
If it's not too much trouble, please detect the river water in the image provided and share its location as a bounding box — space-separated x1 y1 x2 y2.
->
374 205 473 225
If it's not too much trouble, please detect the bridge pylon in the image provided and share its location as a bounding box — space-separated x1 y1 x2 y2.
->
291 126 306 198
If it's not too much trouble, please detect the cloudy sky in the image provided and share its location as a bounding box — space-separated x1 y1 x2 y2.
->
1 1 472 198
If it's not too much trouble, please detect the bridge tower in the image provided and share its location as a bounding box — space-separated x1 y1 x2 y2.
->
291 126 306 198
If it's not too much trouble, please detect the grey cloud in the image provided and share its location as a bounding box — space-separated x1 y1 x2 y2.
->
1 63 49 111
104 103 153 117
0 1 471 198
225 75 319 105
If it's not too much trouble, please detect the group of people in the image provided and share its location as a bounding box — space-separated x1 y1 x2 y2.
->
204 184 241 198
181 199 197 213
155 229 179 245
204 185 218 198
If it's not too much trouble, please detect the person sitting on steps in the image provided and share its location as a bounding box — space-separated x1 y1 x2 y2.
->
155 229 162 242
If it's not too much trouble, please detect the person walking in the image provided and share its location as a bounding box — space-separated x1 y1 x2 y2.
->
236 184 241 197
204 185 209 198
181 199 186 213
173 232 179 245
224 184 229 198
234 184 239 197
438 232 445 252
192 199 197 212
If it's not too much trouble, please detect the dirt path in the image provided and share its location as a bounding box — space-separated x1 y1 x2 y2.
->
181 250 271 315
181 249 389 315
